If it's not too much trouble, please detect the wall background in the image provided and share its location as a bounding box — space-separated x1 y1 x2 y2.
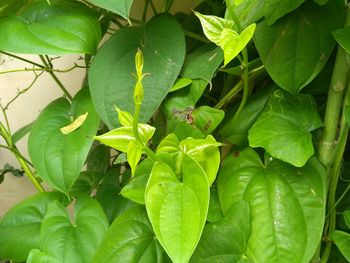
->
0 0 201 215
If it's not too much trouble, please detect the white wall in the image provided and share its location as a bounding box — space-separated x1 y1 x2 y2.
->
0 0 201 214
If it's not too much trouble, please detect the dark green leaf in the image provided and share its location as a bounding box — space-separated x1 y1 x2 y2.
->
0 0 28 16
89 14 185 129
93 206 170 263
87 144 110 174
217 148 326 263
12 121 33 144
254 0 344 93
344 210 350 229
207 186 223 223
191 201 252 262
332 231 350 262
0 192 67 262
39 197 109 262
28 88 100 194
313 0 328 5
248 89 322 167
145 155 210 263
87 0 133 21
219 86 273 146
225 0 264 29
70 171 103 197
0 0 101 55
333 27 350 55
170 78 192 92
181 45 223 82
264 0 305 25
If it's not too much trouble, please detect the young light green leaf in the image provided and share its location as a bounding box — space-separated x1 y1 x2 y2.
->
217 148 326 263
145 155 210 263
60 112 88 135
0 192 67 262
28 88 100 194
93 206 170 263
234 0 245 5
39 197 109 263
192 106 225 134
156 133 180 155
254 0 344 93
94 124 155 152
333 27 350 56
194 12 236 43
219 23 256 66
248 89 322 167
0 0 101 55
170 78 192 92
87 0 133 21
332 231 350 261
12 121 34 144
27 249 60 263
115 106 133 126
127 139 143 176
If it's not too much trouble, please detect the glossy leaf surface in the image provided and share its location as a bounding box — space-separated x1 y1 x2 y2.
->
0 0 101 54
0 192 66 262
87 0 133 20
254 0 344 94
28 88 100 194
89 14 185 128
333 27 350 55
217 148 326 263
248 89 322 167
145 155 210 263
93 206 170 263
332 231 350 261
39 197 109 262
264 0 305 25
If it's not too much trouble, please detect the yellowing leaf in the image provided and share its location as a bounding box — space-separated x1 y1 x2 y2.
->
60 112 88 135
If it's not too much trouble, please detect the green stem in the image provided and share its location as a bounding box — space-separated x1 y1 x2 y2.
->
184 30 210 43
39 55 73 101
215 80 243 109
319 7 350 165
142 0 150 21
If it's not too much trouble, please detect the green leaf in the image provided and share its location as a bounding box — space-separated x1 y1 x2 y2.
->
181 45 223 82
87 0 133 21
28 88 100 194
121 158 154 204
219 86 273 145
217 148 326 263
115 106 134 126
313 0 328 5
333 27 350 55
170 78 193 92
248 89 322 167
27 249 60 263
94 124 155 152
89 14 185 129
207 186 224 223
39 197 109 262
225 0 264 29
0 0 28 16
93 206 170 263
332 231 350 262
344 210 350 229
254 0 344 94
234 0 244 5
87 144 110 175
145 155 210 263
191 201 252 262
0 192 66 262
192 106 225 134
264 0 305 25
219 23 256 66
0 0 101 55
12 121 33 144
127 139 143 176
194 12 236 43
70 171 103 197
345 105 350 127
95 168 136 223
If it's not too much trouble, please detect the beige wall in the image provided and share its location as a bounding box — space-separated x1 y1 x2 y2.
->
0 0 201 215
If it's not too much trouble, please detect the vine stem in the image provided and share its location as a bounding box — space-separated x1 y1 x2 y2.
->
39 55 73 101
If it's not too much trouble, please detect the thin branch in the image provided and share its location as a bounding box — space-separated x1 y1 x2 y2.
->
0 51 44 68
0 63 87 75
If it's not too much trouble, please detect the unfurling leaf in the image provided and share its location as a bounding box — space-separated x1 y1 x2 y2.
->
115 106 133 126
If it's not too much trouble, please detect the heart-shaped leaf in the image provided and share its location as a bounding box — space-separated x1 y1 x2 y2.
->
217 148 326 263
89 14 185 129
248 89 322 167
93 206 170 263
145 155 210 263
28 88 100 194
0 0 101 55
191 201 252 262
0 192 67 262
39 197 109 263
254 0 344 94
87 0 133 21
